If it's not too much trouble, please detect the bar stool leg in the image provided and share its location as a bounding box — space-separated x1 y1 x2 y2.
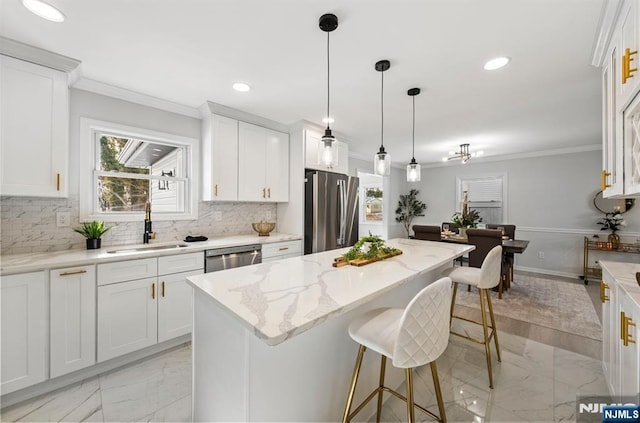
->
342 345 366 423
479 289 494 389
376 355 387 423
405 368 415 423
486 290 501 362
430 361 447 423
449 282 458 327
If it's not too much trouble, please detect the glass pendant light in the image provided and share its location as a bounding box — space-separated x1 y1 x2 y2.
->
374 60 391 176
406 88 421 182
319 14 338 167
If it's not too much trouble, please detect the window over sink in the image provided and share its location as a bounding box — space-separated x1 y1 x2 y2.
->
80 118 199 222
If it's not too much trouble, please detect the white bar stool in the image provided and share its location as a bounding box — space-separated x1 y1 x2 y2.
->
341 277 452 423
443 245 502 388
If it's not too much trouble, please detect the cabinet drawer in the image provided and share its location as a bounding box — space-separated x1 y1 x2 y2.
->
98 258 157 286
262 240 302 259
158 252 204 275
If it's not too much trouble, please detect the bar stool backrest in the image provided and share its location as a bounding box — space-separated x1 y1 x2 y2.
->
478 245 503 289
392 277 452 368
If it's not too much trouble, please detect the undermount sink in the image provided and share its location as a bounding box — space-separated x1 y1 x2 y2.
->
106 243 189 254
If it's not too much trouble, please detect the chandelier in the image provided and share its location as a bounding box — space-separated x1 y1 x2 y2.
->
443 143 482 164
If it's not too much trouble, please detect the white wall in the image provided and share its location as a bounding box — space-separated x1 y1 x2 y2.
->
408 150 640 277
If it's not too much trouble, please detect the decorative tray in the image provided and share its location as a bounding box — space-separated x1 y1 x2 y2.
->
332 234 402 268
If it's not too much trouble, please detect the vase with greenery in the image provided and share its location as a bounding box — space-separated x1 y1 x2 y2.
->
597 209 626 249
73 221 111 249
451 209 482 237
395 189 427 238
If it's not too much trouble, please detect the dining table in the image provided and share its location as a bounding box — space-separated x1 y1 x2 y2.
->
439 232 530 293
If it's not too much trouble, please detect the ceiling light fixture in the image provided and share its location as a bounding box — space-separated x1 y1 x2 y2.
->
374 60 391 176
319 13 339 168
232 82 251 92
443 143 483 164
22 0 65 22
483 56 510 71
406 88 421 182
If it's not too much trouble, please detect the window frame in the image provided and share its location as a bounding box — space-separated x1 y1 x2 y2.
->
79 118 199 222
456 173 508 222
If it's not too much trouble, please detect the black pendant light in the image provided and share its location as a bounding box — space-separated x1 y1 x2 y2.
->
374 60 391 176
319 13 338 167
406 88 421 182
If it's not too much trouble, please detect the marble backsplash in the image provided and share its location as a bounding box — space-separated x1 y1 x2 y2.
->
0 195 277 255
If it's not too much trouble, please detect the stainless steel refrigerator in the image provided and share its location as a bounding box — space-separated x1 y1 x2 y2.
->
304 169 359 254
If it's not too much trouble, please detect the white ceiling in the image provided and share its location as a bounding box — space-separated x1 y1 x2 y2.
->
0 0 604 166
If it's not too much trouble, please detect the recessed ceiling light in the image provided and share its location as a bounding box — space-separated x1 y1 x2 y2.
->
322 116 334 124
232 82 251 92
484 57 510 71
22 0 65 22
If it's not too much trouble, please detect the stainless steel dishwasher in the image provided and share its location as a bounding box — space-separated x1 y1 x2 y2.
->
204 244 262 273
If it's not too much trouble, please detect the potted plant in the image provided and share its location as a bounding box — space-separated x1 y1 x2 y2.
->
395 189 427 238
597 207 626 249
73 221 111 249
451 209 482 237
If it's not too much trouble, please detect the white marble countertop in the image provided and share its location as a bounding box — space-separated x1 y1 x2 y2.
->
600 260 640 309
187 238 474 346
0 232 302 275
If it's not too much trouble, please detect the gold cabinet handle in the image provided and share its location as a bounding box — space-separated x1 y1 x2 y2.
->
262 188 266 199
152 283 155 300
278 247 289 251
214 184 218 197
623 312 636 346
56 173 61 191
267 188 271 198
600 281 610 303
161 281 165 297
59 269 87 276
601 170 611 191
622 47 638 84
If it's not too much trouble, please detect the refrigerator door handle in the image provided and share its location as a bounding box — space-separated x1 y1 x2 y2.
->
338 179 346 246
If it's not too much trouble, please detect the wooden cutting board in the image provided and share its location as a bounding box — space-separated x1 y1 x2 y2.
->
332 250 402 267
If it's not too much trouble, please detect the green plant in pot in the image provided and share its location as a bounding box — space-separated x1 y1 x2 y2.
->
74 221 110 250
395 189 427 238
451 209 482 237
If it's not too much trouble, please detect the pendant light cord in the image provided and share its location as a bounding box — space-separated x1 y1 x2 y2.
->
380 70 384 149
412 95 415 159
326 31 330 131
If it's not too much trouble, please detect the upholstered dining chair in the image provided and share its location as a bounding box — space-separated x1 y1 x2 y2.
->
412 225 442 241
486 224 517 284
443 246 502 389
466 228 507 298
341 277 452 423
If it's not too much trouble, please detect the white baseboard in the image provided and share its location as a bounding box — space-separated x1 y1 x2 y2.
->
0 335 190 409
514 265 582 280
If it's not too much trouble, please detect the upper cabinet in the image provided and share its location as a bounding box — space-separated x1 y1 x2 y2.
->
596 0 640 197
201 113 239 201
238 121 289 202
0 55 70 197
304 129 349 175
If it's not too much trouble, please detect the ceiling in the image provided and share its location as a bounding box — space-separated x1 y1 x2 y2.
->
0 0 605 166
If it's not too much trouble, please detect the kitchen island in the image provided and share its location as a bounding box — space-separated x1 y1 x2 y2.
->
186 238 474 422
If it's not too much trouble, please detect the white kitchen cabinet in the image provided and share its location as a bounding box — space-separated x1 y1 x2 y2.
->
304 129 349 175
0 55 69 197
201 113 239 201
602 39 625 197
238 122 289 202
623 88 640 195
158 269 201 342
619 291 639 399
618 0 640 109
97 277 158 362
1 271 47 394
50 265 96 378
262 240 303 262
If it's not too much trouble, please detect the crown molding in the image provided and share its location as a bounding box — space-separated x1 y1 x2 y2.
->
0 36 80 73
72 78 200 118
590 0 624 66
200 101 289 133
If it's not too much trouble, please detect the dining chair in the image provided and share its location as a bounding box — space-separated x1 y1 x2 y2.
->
341 277 452 423
412 225 442 241
466 228 507 298
486 224 516 285
443 245 502 389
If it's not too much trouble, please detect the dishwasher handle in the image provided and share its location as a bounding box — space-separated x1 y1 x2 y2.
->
205 244 262 257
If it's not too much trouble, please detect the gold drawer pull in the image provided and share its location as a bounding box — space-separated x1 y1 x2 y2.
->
59 269 87 276
56 173 61 191
600 281 610 303
262 188 266 199
621 311 626 342
162 281 165 297
279 247 289 251
601 170 611 191
622 48 638 84
624 313 636 346
267 188 271 198
214 184 218 197
152 283 155 300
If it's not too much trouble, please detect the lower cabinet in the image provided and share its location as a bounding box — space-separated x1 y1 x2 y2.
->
262 240 303 262
1 272 47 395
50 265 96 378
97 253 203 362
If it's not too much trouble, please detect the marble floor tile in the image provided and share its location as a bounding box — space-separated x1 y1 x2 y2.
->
136 394 191 423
